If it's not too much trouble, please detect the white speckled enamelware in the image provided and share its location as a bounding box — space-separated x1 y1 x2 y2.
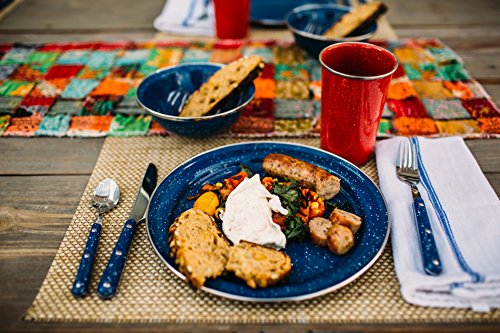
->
147 142 390 302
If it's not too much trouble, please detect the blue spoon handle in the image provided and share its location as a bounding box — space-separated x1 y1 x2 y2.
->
71 221 102 298
413 197 442 276
96 219 137 299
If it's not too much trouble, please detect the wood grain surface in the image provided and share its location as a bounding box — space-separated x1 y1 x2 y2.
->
0 0 499 332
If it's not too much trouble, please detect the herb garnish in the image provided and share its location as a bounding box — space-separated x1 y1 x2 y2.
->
270 179 306 215
284 216 309 241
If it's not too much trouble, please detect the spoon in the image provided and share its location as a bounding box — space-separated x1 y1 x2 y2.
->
71 179 120 298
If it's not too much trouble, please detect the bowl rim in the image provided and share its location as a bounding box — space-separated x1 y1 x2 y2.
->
285 3 377 42
136 62 255 123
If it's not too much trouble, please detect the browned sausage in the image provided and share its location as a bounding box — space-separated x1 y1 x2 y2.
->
309 217 333 247
262 153 340 200
329 208 362 234
327 224 354 255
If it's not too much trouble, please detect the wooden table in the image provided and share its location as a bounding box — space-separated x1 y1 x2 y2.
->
0 1 499 332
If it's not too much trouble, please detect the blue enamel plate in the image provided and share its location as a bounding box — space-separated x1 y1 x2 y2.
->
146 142 389 302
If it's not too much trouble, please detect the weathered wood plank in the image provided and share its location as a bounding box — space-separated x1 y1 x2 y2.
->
384 0 500 26
0 0 163 31
0 138 103 176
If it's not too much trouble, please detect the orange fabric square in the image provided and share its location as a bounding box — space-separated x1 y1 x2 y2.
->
477 117 500 134
435 120 479 135
209 49 242 64
393 117 438 136
254 78 276 99
91 78 131 96
412 81 454 99
68 115 113 134
388 79 418 100
30 79 70 97
394 47 434 64
3 116 41 137
442 81 474 101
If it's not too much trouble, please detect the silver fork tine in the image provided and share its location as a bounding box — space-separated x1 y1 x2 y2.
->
396 141 403 168
402 139 410 170
411 141 418 172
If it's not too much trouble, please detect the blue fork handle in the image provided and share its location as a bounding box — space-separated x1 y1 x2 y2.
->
413 197 442 276
71 222 102 298
96 219 137 299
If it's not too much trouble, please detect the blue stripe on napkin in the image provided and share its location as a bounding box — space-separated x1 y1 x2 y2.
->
411 137 483 283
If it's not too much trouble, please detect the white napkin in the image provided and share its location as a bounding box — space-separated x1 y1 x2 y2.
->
376 136 500 312
153 0 215 36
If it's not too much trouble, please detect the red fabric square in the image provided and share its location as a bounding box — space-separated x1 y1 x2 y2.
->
44 65 84 80
242 98 275 118
392 63 407 79
387 97 429 118
20 96 56 108
260 63 275 79
462 98 500 118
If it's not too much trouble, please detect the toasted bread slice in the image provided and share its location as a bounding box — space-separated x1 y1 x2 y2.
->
169 208 230 288
323 1 388 39
329 208 362 234
225 241 292 288
178 55 264 117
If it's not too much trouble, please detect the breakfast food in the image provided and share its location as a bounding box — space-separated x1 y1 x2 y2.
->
178 55 265 117
221 174 288 250
323 1 388 39
309 217 333 247
225 241 292 288
327 224 355 255
329 208 362 234
262 153 341 200
169 208 230 288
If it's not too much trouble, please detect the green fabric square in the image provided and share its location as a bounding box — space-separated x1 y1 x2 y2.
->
115 49 150 66
180 49 211 63
0 47 34 65
35 114 71 137
61 79 100 99
56 50 91 65
109 114 151 136
0 81 34 96
403 64 422 80
437 63 470 81
48 100 83 115
275 99 314 119
87 51 117 69
27 51 60 66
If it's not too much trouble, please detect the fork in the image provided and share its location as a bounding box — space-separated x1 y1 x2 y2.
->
397 139 442 276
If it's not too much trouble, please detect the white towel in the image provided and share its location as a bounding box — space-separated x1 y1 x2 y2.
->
153 0 215 37
375 136 500 312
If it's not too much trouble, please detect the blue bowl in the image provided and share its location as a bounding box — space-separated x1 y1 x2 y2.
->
286 4 378 59
136 63 255 138
251 0 329 26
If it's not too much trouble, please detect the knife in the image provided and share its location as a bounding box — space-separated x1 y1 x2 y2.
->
96 163 157 299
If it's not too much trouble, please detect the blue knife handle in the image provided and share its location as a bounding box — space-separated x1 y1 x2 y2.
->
97 219 137 299
413 197 442 276
71 222 102 298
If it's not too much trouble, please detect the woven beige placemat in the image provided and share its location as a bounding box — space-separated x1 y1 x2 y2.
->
25 136 500 324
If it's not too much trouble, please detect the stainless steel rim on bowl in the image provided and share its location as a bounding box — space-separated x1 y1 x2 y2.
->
136 62 255 123
285 4 377 42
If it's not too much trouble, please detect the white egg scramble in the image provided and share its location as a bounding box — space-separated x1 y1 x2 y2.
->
221 174 288 249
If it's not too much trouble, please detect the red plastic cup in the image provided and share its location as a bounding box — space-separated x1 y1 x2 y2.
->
319 42 398 166
213 0 250 39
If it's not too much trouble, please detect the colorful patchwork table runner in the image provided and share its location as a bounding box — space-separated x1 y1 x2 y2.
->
0 39 498 138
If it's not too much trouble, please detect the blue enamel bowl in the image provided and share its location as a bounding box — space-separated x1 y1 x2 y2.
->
136 63 255 138
285 4 378 59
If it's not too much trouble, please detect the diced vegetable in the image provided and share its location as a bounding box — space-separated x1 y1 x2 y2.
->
193 191 220 216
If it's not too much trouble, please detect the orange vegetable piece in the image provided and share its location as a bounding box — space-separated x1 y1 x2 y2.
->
193 191 220 216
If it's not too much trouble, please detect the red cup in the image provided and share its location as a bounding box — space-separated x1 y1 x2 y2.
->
319 42 398 166
213 0 250 39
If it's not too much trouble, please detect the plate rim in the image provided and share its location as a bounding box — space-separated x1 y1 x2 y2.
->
146 141 391 302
